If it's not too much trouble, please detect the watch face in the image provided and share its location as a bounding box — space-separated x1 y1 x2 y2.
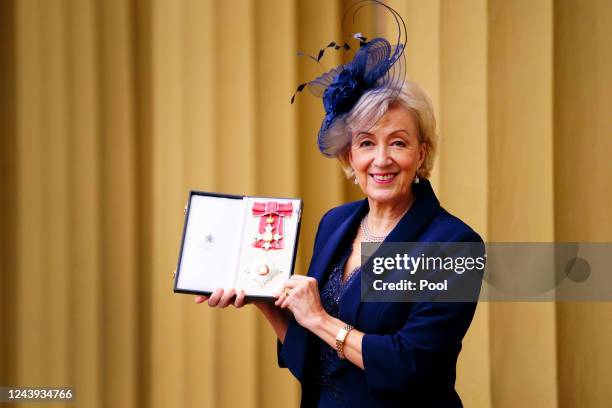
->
336 327 347 342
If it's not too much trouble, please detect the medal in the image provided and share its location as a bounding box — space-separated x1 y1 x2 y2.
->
247 201 294 287
245 256 280 288
252 201 293 251
257 264 270 276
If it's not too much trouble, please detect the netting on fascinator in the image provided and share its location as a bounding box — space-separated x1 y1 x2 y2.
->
291 0 408 157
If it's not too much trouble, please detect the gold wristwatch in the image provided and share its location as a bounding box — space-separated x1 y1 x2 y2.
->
335 324 354 360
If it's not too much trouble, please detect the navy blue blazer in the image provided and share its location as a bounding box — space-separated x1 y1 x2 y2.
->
277 180 482 407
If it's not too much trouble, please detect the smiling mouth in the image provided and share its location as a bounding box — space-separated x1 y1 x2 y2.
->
370 173 398 182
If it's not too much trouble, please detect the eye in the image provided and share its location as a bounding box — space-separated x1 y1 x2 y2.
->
391 140 407 147
359 140 374 147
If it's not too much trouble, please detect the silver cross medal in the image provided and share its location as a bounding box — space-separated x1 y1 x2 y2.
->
254 215 283 250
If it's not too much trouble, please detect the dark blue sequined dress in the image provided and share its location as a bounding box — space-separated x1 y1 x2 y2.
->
314 241 361 407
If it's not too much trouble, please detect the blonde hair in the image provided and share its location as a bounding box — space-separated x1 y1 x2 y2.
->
321 81 438 179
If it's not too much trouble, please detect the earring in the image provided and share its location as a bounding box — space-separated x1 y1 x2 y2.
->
414 174 420 184
351 168 359 185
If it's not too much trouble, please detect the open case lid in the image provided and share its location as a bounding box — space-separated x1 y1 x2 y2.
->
174 191 302 301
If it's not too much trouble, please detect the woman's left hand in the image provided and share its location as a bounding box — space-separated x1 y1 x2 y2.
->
274 275 326 330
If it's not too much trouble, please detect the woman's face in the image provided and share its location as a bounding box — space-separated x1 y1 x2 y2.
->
348 103 425 206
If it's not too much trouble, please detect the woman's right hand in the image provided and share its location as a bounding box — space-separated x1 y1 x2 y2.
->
194 288 246 308
194 288 275 314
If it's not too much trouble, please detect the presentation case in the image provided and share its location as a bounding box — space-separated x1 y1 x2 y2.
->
173 191 302 301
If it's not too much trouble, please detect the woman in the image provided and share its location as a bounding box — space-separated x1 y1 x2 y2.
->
196 11 482 406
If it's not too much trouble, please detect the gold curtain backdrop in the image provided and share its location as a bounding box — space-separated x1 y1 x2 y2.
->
1 0 611 407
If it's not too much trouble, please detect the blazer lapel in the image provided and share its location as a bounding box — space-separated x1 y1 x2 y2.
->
339 179 441 325
283 199 368 381
384 179 440 243
309 199 369 286
289 180 440 379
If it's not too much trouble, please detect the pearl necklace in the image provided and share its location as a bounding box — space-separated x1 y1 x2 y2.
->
360 199 415 243
359 214 389 242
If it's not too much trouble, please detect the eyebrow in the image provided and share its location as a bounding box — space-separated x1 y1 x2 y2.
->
355 129 411 138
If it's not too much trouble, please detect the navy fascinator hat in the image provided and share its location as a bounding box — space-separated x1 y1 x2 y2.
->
291 0 408 156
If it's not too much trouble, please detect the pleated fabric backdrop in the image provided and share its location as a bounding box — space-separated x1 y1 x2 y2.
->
1 1 611 407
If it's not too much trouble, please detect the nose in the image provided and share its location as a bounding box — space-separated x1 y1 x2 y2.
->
372 145 392 168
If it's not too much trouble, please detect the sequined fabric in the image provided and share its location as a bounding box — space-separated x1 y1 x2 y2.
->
315 241 361 406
